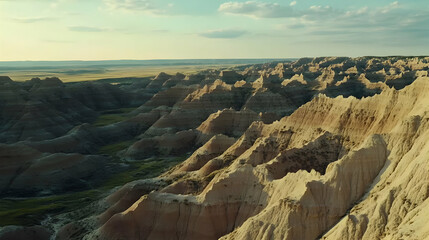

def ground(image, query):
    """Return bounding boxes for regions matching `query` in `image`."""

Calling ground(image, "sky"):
[0,0,428,61]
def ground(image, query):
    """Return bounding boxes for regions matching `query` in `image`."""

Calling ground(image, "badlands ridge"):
[0,57,429,240]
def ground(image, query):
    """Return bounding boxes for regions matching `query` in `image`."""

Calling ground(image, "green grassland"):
[0,156,185,226]
[98,140,136,159]
[92,107,136,127]
[2,64,237,82]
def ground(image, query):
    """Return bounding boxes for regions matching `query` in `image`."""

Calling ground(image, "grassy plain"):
[1,64,240,82]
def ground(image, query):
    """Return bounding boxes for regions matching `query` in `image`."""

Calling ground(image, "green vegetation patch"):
[104,157,184,187]
[0,189,100,226]
[100,107,136,115]
[0,156,186,227]
[92,107,137,127]
[98,140,135,159]
[94,77,152,85]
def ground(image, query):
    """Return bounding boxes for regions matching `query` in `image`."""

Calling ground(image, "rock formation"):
[2,56,429,240]
[88,75,429,240]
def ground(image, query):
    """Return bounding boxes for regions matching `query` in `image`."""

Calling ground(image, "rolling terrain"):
[1,56,429,240]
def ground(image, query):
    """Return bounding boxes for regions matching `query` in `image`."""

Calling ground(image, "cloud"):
[68,26,110,32]
[103,0,165,14]
[199,29,247,39]
[217,1,428,47]
[102,0,207,16]
[12,17,55,23]
[381,1,399,13]
[50,0,69,8]
[280,1,429,46]
[300,5,338,21]
[219,1,295,18]
[104,0,151,11]
[308,5,333,13]
[219,1,336,19]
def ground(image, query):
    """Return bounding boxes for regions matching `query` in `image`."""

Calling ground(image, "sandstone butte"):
[1,57,429,240]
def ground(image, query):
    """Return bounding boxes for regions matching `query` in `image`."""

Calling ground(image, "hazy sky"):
[1,0,428,60]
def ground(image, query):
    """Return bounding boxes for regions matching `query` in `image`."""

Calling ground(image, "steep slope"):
[85,76,429,240]
[0,143,117,197]
[0,78,137,142]
[2,57,429,240]
[197,108,278,139]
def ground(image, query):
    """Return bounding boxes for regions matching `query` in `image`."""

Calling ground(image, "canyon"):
[1,56,429,240]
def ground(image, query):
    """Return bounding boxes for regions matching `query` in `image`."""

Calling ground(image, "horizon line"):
[0,58,296,63]
[1,55,428,62]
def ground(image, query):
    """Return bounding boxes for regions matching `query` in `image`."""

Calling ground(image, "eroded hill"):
[0,56,429,240]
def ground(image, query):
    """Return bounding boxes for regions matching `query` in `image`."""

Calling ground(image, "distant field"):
[0,59,292,82]
[0,65,227,82]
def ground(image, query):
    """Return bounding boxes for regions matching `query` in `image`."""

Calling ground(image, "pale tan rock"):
[34,57,429,240]
[93,76,429,240]
[197,108,277,139]
[222,134,387,240]
[173,134,236,174]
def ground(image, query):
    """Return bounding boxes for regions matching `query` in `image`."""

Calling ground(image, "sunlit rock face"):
[2,57,429,240]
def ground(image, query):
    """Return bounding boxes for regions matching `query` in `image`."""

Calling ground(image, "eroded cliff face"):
[2,57,429,240]
[83,74,429,239]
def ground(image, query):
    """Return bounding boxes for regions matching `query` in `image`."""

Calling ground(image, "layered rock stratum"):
[1,56,429,240]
